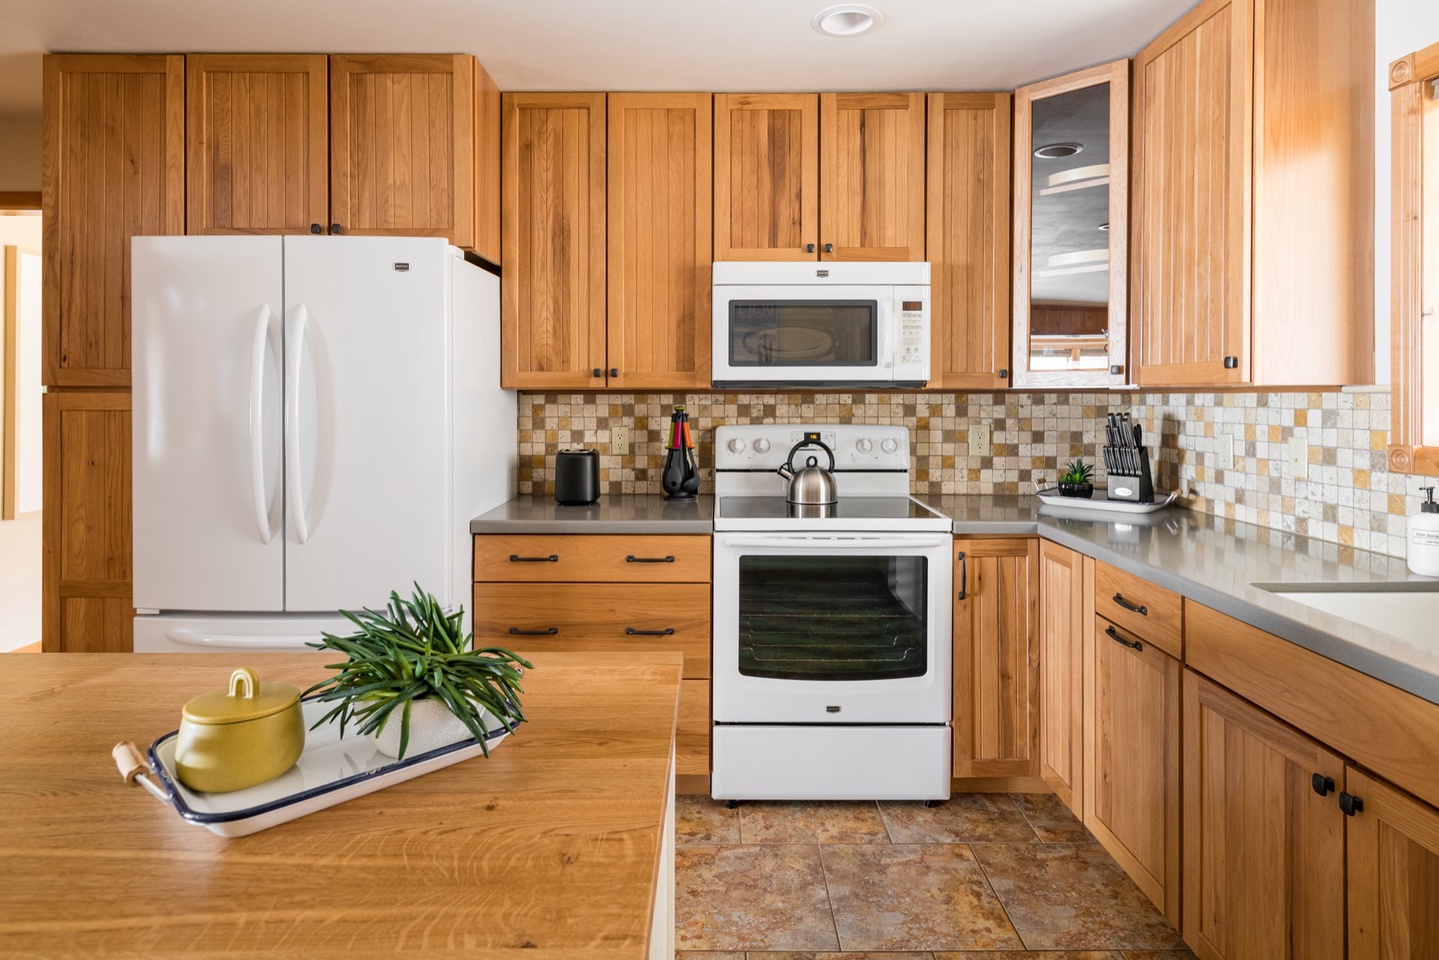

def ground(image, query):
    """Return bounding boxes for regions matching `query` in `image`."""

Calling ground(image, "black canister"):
[554,449,600,505]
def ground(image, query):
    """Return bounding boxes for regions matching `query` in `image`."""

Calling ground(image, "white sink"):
[1252,581,1439,649]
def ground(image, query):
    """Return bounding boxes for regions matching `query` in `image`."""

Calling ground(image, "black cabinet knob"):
[609,367,619,378]
[1311,773,1335,796]
[1223,355,1239,369]
[1110,364,1124,375]
[309,223,323,235]
[806,243,816,253]
[998,368,1009,379]
[330,223,343,235]
[592,368,603,378]
[823,242,834,253]
[1339,791,1364,816]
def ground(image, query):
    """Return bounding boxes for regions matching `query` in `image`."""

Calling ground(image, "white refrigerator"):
[130,235,516,653]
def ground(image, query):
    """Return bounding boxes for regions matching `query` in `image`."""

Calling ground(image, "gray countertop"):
[474,492,1439,705]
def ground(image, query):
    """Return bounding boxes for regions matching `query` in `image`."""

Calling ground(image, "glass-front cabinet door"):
[1012,60,1130,387]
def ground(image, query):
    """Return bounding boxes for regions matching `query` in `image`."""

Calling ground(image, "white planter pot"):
[366,697,492,759]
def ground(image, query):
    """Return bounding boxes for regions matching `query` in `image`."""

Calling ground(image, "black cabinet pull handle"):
[509,554,559,563]
[1339,791,1364,816]
[1311,773,1336,796]
[823,242,834,253]
[806,243,816,253]
[625,627,676,637]
[508,627,558,636]
[1105,625,1143,651]
[956,551,967,601]
[1112,593,1149,616]
[330,223,343,235]
[592,368,603,378]
[309,223,323,234]
[626,555,675,563]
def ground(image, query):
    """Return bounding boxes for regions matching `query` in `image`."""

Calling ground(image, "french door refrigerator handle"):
[163,630,316,650]
[248,304,274,544]
[286,304,311,544]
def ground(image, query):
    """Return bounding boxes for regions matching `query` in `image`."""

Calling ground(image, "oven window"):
[737,555,927,681]
[728,300,878,366]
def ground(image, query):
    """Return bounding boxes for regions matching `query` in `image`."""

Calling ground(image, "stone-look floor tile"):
[879,795,1041,843]
[971,843,1186,951]
[678,795,742,844]
[754,953,936,959]
[1010,792,1093,843]
[676,844,839,951]
[934,952,1121,959]
[675,953,744,960]
[740,801,891,844]
[1121,950,1199,959]
[822,843,1023,951]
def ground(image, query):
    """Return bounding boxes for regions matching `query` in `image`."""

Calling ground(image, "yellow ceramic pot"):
[175,667,304,793]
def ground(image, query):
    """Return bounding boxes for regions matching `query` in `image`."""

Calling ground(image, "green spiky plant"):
[303,584,532,759]
[1059,458,1095,485]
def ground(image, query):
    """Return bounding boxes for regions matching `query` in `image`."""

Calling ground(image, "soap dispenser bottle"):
[1408,486,1439,577]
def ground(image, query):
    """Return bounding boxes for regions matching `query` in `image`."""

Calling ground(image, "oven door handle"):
[719,534,951,549]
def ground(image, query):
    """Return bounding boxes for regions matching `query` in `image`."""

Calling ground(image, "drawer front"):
[678,679,711,779]
[1094,560,1182,659]
[474,534,711,583]
[473,582,711,678]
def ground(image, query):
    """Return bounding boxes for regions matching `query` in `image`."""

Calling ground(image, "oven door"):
[712,532,952,723]
[711,284,898,385]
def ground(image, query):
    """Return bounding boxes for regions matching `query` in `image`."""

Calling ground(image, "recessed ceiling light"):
[1034,142,1083,159]
[812,4,884,37]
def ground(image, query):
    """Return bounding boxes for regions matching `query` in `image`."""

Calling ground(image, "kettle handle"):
[784,437,836,473]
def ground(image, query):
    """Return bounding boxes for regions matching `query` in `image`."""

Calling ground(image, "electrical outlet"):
[610,425,630,456]
[1217,433,1234,469]
[968,424,991,458]
[1285,431,1309,478]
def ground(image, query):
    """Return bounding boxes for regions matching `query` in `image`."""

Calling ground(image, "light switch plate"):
[611,425,630,456]
[1217,433,1234,469]
[968,424,991,458]
[1285,431,1309,478]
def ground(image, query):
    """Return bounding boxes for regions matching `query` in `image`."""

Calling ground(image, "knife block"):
[1104,445,1155,503]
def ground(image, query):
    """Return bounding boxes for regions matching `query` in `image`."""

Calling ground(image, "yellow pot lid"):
[182,667,301,725]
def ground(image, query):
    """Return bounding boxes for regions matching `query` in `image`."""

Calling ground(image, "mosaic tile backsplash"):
[517,389,1427,560]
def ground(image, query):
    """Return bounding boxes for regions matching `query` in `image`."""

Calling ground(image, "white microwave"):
[712,261,931,388]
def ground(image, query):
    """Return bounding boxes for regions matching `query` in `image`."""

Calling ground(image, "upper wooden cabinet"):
[1132,0,1373,387]
[186,55,329,235]
[926,92,1012,389]
[42,55,184,388]
[1388,38,1439,476]
[714,92,924,261]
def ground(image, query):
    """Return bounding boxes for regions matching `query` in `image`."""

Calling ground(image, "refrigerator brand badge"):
[816,269,829,278]
[393,263,410,272]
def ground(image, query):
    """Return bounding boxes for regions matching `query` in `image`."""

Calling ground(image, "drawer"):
[1093,560,1182,659]
[472,582,711,678]
[474,534,711,583]
[677,679,711,779]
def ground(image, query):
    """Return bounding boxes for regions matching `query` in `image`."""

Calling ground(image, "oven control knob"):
[881,438,899,454]
[727,438,746,453]
[753,438,771,453]
[856,438,873,454]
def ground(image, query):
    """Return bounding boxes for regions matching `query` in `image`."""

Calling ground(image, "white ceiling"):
[0,0,1201,118]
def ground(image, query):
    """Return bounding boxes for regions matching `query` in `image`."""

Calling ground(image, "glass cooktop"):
[714,496,953,532]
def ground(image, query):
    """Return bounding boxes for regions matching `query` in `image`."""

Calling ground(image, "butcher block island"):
[0,652,681,960]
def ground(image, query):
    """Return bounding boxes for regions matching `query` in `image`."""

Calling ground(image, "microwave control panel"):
[893,285,930,381]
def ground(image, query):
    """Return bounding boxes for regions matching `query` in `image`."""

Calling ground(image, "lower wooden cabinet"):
[1346,767,1439,958]
[1038,541,1086,811]
[1182,668,1346,960]
[953,537,1039,781]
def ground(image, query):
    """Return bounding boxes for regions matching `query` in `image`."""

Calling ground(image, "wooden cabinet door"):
[1086,616,1181,927]
[42,55,184,388]
[926,93,1012,390]
[501,93,606,389]
[1038,541,1087,813]
[330,55,475,246]
[953,537,1039,780]
[606,93,712,389]
[1346,767,1439,959]
[186,55,328,235]
[42,392,132,652]
[1183,669,1345,960]
[713,93,819,261]
[819,92,926,261]
[1132,0,1252,386]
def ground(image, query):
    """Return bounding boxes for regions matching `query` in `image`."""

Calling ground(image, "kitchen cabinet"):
[926,93,1013,389]
[41,391,132,652]
[1131,0,1373,387]
[1345,767,1439,959]
[1388,37,1439,477]
[1038,540,1086,812]
[472,533,713,794]
[185,54,329,235]
[41,54,184,388]
[1182,668,1346,960]
[713,92,925,261]
[952,537,1040,782]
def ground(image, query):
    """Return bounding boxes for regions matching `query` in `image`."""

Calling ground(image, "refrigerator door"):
[132,236,284,612]
[282,237,452,612]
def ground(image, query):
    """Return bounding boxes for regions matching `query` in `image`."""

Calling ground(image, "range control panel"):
[714,423,910,472]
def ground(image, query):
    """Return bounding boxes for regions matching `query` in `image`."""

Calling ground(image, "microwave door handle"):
[877,298,895,371]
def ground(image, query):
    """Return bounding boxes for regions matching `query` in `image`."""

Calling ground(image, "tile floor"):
[675,793,1197,959]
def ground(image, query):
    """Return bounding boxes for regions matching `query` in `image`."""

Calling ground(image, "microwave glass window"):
[728,300,878,366]
[736,555,928,681]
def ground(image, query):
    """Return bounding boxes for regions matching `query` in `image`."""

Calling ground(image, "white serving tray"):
[1035,486,1179,516]
[126,698,510,838]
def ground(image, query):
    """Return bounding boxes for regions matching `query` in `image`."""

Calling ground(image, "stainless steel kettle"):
[776,435,838,504]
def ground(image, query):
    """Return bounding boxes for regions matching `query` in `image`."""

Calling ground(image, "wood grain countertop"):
[0,651,682,959]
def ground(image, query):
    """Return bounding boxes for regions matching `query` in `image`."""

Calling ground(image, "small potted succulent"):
[304,584,532,760]
[1057,458,1095,499]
